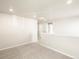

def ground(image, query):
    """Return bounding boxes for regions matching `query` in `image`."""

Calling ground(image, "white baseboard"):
[0,40,76,59]
[0,41,33,51]
[38,42,75,59]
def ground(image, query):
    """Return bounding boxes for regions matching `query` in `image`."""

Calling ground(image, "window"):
[47,23,54,34]
[39,22,54,34]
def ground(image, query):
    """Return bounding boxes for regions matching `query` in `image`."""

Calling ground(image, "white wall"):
[39,17,79,59]
[0,13,37,50]
[54,18,79,37]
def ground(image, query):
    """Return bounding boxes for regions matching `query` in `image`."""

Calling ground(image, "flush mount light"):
[39,17,45,20]
[67,0,72,5]
[9,8,13,12]
[38,17,47,22]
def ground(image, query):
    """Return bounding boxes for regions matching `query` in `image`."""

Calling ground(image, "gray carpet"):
[0,43,72,59]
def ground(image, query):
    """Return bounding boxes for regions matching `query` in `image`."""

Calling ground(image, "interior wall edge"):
[38,41,75,59]
[0,13,38,51]
[0,41,33,51]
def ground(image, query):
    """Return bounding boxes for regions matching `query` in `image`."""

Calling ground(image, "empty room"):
[0,0,78,59]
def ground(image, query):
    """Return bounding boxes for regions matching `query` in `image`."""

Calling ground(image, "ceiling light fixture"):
[67,0,72,5]
[39,17,45,20]
[9,8,13,12]
[38,17,47,22]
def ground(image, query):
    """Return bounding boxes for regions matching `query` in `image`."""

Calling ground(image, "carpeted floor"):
[0,43,72,59]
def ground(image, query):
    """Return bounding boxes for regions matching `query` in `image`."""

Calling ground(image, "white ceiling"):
[0,0,79,20]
